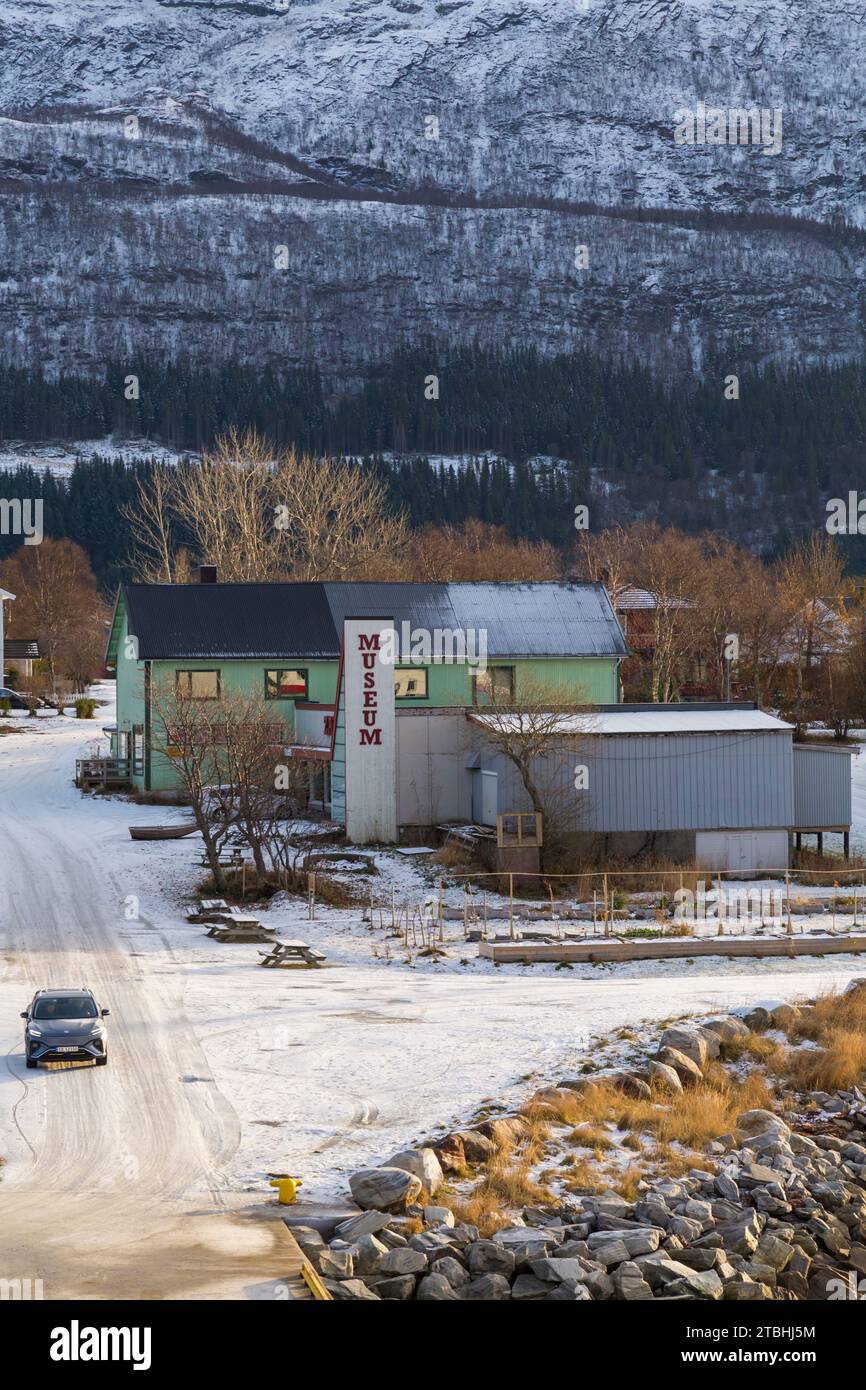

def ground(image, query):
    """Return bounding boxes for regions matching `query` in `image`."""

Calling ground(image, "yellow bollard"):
[269,1176,303,1205]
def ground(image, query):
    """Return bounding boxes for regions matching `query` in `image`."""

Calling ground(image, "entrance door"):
[472,769,498,826]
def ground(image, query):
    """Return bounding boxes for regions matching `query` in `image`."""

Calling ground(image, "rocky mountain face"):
[0,0,864,386]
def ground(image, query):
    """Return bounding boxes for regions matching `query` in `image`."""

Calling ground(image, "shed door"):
[696,830,788,874]
[472,769,498,826]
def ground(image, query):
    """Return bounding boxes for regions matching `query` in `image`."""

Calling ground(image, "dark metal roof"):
[117,580,627,661]
[4,638,40,658]
[122,583,339,660]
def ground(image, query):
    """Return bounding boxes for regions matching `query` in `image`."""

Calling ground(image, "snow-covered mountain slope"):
[0,0,863,383]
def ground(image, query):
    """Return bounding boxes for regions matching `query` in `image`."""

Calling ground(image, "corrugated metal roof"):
[121,580,627,661]
[471,709,792,735]
[446,582,627,657]
[615,586,690,612]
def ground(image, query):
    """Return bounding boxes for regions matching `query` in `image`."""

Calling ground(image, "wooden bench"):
[258,940,326,968]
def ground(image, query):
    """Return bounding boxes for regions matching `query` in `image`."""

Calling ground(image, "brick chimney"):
[197,565,217,584]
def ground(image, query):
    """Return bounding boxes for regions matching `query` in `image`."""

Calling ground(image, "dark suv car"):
[22,988,110,1067]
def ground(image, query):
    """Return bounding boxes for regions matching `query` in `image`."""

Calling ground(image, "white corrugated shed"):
[471,709,792,736]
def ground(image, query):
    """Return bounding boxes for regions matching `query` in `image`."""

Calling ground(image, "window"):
[394,667,428,699]
[33,994,97,1020]
[265,669,308,700]
[132,724,144,775]
[497,812,543,848]
[473,666,514,706]
[176,670,220,701]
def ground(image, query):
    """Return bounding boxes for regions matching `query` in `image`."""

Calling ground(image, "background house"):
[3,637,41,685]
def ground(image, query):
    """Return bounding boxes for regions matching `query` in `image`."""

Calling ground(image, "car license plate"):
[56,1046,78,1052]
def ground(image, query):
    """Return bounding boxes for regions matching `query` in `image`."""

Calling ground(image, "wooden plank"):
[478,934,866,966]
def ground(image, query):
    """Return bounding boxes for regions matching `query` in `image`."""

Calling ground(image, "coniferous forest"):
[2,345,866,589]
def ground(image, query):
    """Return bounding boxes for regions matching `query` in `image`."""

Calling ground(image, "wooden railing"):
[75,757,132,787]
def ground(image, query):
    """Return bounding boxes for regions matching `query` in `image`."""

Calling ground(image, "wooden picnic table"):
[258,940,326,968]
[196,908,264,926]
[196,852,248,869]
[207,924,276,943]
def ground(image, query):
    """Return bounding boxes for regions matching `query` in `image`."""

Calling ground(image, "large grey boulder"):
[334,1210,391,1241]
[380,1246,427,1276]
[664,1269,724,1299]
[545,1281,592,1300]
[354,1233,389,1276]
[449,1130,496,1163]
[349,1166,422,1211]
[461,1273,512,1300]
[434,1256,470,1289]
[659,1027,709,1072]
[586,1238,632,1269]
[702,1016,750,1044]
[648,1060,683,1094]
[531,1256,594,1284]
[511,1273,551,1300]
[587,1227,663,1258]
[372,1274,416,1300]
[319,1248,354,1279]
[657,1046,704,1086]
[611,1261,654,1300]
[416,1272,460,1301]
[467,1240,516,1277]
[327,1278,381,1301]
[736,1110,791,1141]
[385,1147,444,1195]
[423,1205,455,1228]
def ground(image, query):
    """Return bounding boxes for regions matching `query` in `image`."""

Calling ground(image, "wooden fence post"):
[785,870,793,936]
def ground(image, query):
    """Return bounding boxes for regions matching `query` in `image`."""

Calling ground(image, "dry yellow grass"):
[562,1157,610,1195]
[785,1028,866,1092]
[447,1147,556,1235]
[615,1163,644,1201]
[788,987,866,1043]
[723,1033,787,1068]
[553,1071,773,1151]
[566,1123,615,1152]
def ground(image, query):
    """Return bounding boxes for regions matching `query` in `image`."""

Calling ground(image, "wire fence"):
[350,864,866,945]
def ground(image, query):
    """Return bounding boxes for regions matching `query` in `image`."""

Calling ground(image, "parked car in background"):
[0,686,46,709]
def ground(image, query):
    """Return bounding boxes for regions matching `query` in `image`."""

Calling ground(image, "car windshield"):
[32,995,97,1020]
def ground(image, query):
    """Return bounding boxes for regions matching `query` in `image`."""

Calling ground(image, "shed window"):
[395,668,428,699]
[176,670,220,701]
[265,669,308,700]
[473,666,514,705]
[132,725,144,775]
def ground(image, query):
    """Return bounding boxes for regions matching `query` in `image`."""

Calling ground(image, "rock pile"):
[302,999,866,1300]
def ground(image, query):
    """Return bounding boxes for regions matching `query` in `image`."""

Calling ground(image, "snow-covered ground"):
[0,437,197,477]
[2,685,865,1226]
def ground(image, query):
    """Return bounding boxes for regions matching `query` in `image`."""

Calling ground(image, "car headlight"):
[27,1026,41,1037]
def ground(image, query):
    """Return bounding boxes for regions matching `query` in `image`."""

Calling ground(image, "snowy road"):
[0,708,300,1300]
[0,699,864,1298]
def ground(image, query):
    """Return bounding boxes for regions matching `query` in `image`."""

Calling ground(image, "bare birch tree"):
[124,428,409,583]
